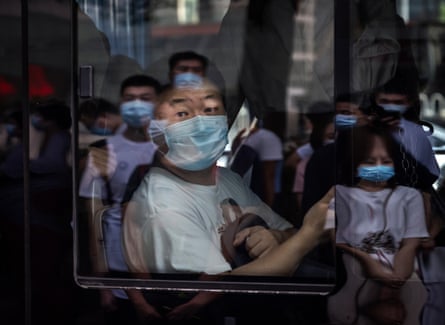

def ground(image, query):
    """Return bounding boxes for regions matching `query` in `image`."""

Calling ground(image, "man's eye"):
[176,111,189,118]
[204,106,218,113]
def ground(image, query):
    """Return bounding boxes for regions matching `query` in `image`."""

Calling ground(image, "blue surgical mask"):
[31,115,46,131]
[5,123,16,136]
[335,114,357,129]
[357,165,395,182]
[120,100,154,128]
[379,104,408,115]
[164,115,228,171]
[90,126,113,136]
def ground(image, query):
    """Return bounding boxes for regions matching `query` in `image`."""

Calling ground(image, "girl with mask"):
[328,125,429,325]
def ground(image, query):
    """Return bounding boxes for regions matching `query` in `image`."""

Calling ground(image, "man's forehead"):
[123,85,156,94]
[336,101,360,110]
[175,59,204,67]
[166,89,218,103]
[376,93,408,100]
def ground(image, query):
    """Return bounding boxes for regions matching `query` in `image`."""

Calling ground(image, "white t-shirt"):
[79,134,157,272]
[336,185,429,267]
[296,143,314,160]
[242,128,283,192]
[129,167,293,274]
[243,128,283,161]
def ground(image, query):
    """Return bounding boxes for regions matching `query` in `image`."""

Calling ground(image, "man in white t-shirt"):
[125,79,294,275]
[121,77,331,321]
[79,74,161,321]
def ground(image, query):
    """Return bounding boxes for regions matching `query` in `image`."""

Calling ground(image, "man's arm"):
[82,197,109,274]
[230,187,333,276]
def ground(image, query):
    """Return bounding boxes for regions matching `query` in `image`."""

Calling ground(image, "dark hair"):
[305,101,334,124]
[335,92,367,106]
[79,98,119,118]
[119,74,162,96]
[309,112,335,150]
[168,51,208,72]
[337,124,397,187]
[32,99,72,130]
[371,75,420,121]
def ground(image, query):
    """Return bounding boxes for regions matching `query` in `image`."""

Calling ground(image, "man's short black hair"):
[120,74,162,96]
[79,98,119,119]
[168,51,209,72]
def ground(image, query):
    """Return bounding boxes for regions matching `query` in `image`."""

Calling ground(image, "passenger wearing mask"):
[0,100,74,325]
[301,92,369,215]
[168,50,208,82]
[328,124,429,325]
[79,97,125,141]
[121,76,331,322]
[79,74,161,324]
[371,78,440,191]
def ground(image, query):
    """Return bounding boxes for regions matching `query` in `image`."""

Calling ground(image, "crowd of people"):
[1,46,445,325]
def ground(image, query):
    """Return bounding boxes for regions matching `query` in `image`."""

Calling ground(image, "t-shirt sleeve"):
[296,143,314,160]
[403,189,430,239]
[244,130,283,161]
[334,186,349,244]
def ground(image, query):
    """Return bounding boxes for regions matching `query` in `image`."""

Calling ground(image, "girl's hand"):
[134,301,162,322]
[362,258,405,289]
[165,300,203,320]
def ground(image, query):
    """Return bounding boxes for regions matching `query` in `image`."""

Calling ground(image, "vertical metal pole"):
[334,0,351,98]
[71,0,80,282]
[20,0,31,324]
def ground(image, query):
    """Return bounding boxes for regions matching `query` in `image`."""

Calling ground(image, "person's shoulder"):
[399,118,425,134]
[394,185,421,196]
[217,166,241,180]
[217,166,248,187]
[134,167,177,197]
[335,184,351,196]
[244,128,281,146]
[105,133,123,144]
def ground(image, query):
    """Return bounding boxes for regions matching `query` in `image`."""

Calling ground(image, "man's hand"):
[233,226,280,258]
[166,292,220,321]
[380,116,401,132]
[126,289,162,321]
[300,186,334,241]
[88,143,117,179]
[99,289,117,312]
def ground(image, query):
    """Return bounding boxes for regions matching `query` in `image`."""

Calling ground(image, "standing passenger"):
[79,74,161,324]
